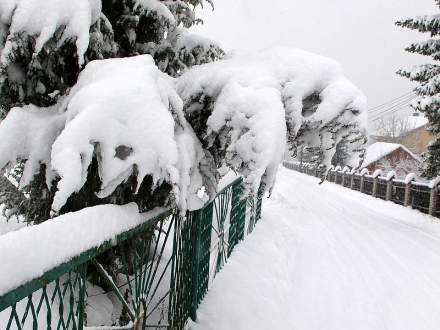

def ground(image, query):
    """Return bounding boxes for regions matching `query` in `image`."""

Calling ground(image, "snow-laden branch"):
[0,0,102,66]
[0,55,206,213]
[177,47,367,196]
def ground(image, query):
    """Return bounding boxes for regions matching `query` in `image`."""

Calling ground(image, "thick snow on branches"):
[0,0,102,66]
[0,47,366,213]
[0,55,205,212]
[177,47,367,196]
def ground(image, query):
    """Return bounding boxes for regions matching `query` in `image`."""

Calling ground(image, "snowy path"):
[191,167,440,330]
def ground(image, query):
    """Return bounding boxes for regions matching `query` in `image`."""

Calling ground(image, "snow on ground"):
[191,167,440,330]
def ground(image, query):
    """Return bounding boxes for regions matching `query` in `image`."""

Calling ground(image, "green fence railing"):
[0,177,263,330]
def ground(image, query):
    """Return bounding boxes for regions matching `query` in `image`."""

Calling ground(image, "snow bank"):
[0,203,164,296]
[177,47,366,195]
[0,55,205,212]
[0,0,102,66]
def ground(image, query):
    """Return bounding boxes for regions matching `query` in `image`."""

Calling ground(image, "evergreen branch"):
[397,64,440,83]
[405,38,440,59]
[396,15,440,36]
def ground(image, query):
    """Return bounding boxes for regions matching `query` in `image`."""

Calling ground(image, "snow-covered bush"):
[177,47,368,196]
[0,55,210,216]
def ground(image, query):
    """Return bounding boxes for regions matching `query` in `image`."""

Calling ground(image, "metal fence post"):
[190,203,213,321]
[385,171,396,201]
[404,184,411,207]
[77,263,88,330]
[372,170,382,198]
[228,180,246,256]
[404,173,416,207]
[350,169,355,189]
[429,187,437,216]
[360,173,365,193]
[429,177,440,216]
[372,178,378,198]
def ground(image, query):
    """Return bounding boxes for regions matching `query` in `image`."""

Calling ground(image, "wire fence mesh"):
[0,178,264,330]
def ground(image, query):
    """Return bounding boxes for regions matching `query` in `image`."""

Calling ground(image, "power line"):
[369,96,416,119]
[369,96,418,122]
[367,91,416,114]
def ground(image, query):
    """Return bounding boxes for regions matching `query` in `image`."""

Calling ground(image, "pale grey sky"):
[194,0,438,111]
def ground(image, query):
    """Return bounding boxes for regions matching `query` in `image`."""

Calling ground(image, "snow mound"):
[0,0,102,66]
[0,55,205,212]
[177,47,366,195]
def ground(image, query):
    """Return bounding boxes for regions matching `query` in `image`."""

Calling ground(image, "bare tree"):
[374,114,415,138]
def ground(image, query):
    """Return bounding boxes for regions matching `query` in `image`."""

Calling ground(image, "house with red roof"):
[351,142,420,176]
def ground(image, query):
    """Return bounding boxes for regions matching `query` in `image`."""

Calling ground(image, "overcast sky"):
[194,0,438,112]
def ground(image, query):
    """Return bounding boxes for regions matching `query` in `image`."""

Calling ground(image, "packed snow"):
[191,167,440,330]
[0,203,166,296]
[177,47,367,196]
[0,0,102,66]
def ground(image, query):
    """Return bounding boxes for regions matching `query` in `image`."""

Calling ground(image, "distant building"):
[399,115,431,154]
[370,113,434,155]
[350,142,420,176]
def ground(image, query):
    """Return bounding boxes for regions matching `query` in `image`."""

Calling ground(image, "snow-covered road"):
[191,167,440,330]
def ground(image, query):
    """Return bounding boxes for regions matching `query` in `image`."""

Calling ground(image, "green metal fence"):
[0,177,263,330]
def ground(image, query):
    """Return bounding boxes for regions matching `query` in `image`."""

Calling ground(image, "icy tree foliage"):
[397,3,440,178]
[177,47,367,195]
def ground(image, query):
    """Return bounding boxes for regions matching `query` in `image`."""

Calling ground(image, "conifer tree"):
[397,3,440,178]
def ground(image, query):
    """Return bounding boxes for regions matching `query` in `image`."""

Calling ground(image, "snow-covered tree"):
[0,2,366,225]
[177,47,368,194]
[0,0,222,223]
[397,5,440,178]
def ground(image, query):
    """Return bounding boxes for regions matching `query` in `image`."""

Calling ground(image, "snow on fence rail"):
[0,177,264,330]
[283,161,439,217]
